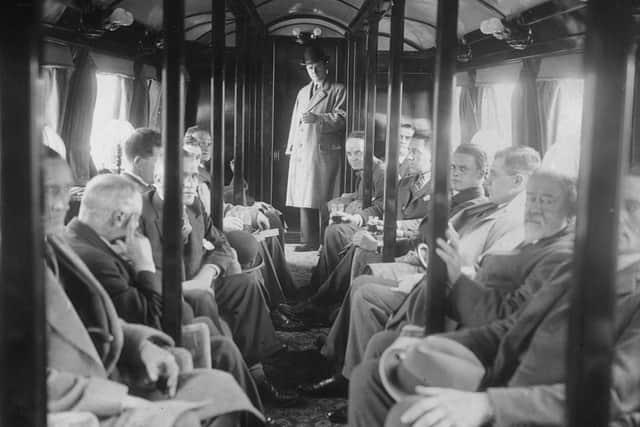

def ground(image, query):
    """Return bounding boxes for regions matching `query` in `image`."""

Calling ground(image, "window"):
[90,73,134,172]
[541,78,584,178]
[477,83,516,157]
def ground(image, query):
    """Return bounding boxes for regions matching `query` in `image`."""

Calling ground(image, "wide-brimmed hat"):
[379,334,485,402]
[225,230,264,273]
[300,45,329,66]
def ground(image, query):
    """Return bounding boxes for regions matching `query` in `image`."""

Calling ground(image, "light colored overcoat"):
[286,79,346,208]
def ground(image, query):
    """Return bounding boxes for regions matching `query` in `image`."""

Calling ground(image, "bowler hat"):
[300,45,329,66]
[225,230,264,273]
[379,334,485,402]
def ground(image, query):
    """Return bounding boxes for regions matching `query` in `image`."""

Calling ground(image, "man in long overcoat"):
[285,45,347,251]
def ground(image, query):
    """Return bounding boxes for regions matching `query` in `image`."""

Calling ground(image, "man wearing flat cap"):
[285,44,347,252]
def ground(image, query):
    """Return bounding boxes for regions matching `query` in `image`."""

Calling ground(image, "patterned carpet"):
[262,245,348,426]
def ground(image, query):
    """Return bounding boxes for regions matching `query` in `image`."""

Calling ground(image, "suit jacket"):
[45,236,259,423]
[330,158,386,214]
[65,218,163,329]
[286,78,347,208]
[45,235,173,414]
[387,194,526,328]
[447,226,575,327]
[121,171,153,194]
[360,173,432,222]
[442,258,640,426]
[139,189,236,281]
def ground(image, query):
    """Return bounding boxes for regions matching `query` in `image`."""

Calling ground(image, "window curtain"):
[129,62,150,128]
[511,59,542,152]
[536,80,560,152]
[42,67,71,133]
[459,85,480,145]
[60,48,98,184]
[148,79,162,131]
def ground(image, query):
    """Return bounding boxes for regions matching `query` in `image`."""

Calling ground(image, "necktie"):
[182,205,192,244]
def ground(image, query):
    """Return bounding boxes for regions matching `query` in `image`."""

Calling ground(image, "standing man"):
[285,45,347,252]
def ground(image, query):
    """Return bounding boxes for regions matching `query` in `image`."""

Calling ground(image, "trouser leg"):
[214,272,280,366]
[342,280,405,379]
[364,330,401,360]
[300,207,320,246]
[349,359,395,427]
[209,335,264,415]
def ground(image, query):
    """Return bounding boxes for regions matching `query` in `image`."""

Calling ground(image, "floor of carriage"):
[262,244,347,426]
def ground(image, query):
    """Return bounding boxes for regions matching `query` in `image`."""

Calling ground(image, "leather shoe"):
[277,301,310,318]
[270,309,308,332]
[327,405,348,424]
[258,380,301,408]
[294,243,320,252]
[298,374,348,398]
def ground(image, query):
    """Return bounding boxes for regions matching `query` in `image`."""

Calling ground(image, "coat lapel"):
[304,81,330,112]
[48,233,124,373]
[45,262,106,370]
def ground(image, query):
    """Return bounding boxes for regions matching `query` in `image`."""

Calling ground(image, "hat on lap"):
[379,334,486,402]
[225,230,264,273]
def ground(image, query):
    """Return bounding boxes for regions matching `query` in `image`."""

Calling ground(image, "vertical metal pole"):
[0,1,46,426]
[233,17,246,205]
[424,0,457,334]
[567,1,633,426]
[363,3,379,209]
[161,0,185,343]
[210,0,226,229]
[381,0,404,261]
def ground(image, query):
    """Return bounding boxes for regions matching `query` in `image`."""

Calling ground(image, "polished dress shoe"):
[327,404,348,424]
[270,309,308,332]
[258,380,301,407]
[298,374,348,398]
[294,243,320,252]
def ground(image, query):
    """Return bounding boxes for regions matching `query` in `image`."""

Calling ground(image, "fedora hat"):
[225,230,264,274]
[300,45,329,66]
[379,334,485,402]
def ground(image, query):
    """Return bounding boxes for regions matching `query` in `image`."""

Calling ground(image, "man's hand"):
[255,211,270,230]
[400,387,493,427]
[435,228,463,284]
[330,211,363,227]
[123,215,156,273]
[138,340,179,398]
[253,201,272,212]
[223,216,244,232]
[284,146,293,156]
[302,112,320,124]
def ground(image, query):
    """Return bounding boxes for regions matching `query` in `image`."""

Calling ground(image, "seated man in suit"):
[320,130,385,237]
[121,127,163,193]
[61,169,264,414]
[141,146,300,406]
[185,132,298,305]
[281,142,489,329]
[303,147,540,415]
[282,134,433,321]
[43,146,263,427]
[349,174,640,427]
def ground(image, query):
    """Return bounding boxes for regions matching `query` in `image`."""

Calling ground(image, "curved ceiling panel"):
[377,36,418,52]
[268,18,346,37]
[258,0,355,28]
[378,17,433,51]
[270,24,343,38]
[192,31,237,47]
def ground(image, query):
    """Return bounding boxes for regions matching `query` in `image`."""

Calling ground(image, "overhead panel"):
[258,0,355,29]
